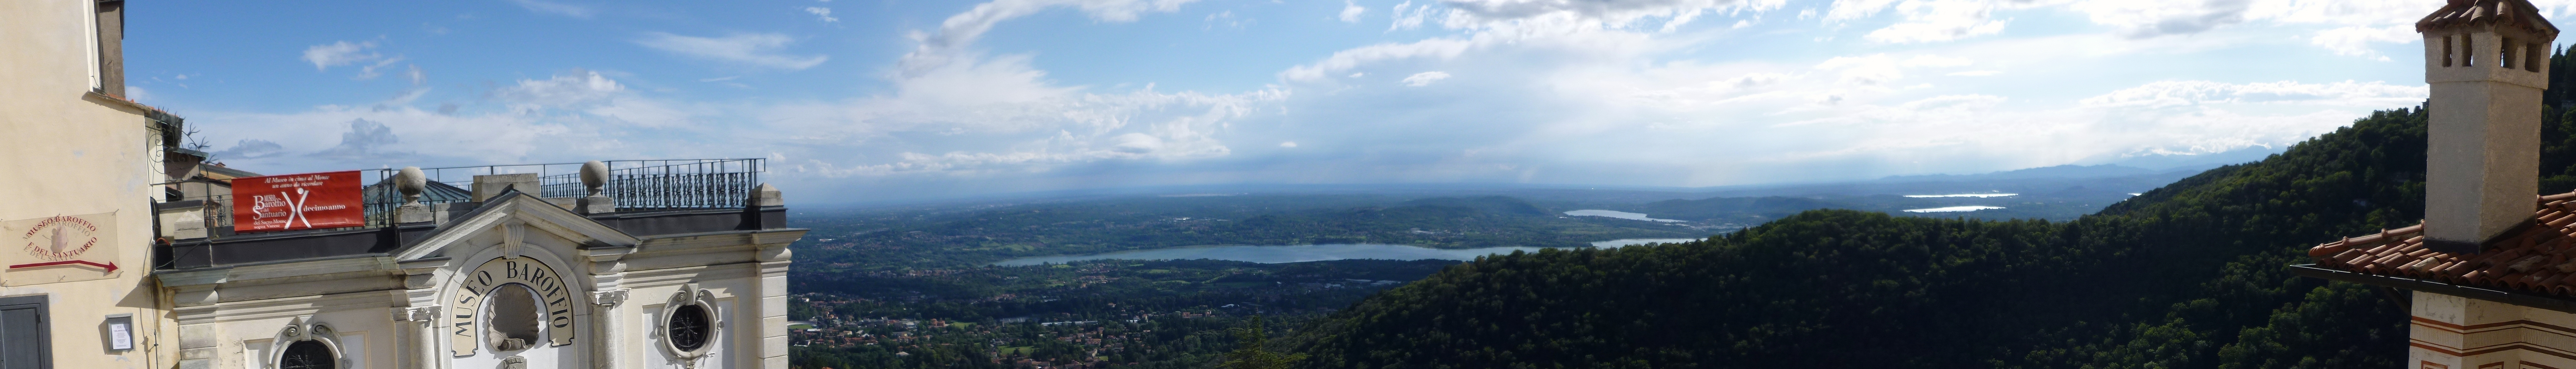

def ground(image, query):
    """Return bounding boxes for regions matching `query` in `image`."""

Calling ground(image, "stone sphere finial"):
[396,166,427,205]
[581,160,610,197]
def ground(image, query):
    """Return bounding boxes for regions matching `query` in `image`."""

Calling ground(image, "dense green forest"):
[794,196,1700,270]
[1280,47,2576,368]
[1283,105,2443,369]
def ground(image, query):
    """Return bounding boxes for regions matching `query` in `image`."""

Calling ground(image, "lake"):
[1563,209,1686,222]
[1903,205,2006,213]
[991,238,1705,266]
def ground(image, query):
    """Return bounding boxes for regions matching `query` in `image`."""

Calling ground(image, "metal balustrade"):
[156,158,764,237]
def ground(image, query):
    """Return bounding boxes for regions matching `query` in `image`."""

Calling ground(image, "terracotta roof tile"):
[2309,192,2576,296]
[2418,0,2560,35]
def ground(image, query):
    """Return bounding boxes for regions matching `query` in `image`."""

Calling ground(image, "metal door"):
[0,295,48,369]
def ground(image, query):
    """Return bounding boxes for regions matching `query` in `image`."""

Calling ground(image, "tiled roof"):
[2309,191,2576,296]
[2418,0,2560,35]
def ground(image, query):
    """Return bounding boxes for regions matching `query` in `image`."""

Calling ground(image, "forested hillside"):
[1284,85,2576,367]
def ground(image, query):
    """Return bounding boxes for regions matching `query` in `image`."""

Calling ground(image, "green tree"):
[1219,316,1306,369]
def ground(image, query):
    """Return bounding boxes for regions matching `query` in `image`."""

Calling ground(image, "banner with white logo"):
[232,170,365,233]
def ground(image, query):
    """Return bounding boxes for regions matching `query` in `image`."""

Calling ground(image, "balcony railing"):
[158,158,764,237]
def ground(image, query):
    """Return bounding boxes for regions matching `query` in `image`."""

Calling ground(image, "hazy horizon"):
[124,0,2446,203]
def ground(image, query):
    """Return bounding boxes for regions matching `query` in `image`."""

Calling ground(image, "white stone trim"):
[264,316,350,369]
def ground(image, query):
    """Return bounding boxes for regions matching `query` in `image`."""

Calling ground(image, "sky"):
[121,0,2543,203]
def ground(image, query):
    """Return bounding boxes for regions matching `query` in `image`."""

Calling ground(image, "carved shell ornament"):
[269,316,347,369]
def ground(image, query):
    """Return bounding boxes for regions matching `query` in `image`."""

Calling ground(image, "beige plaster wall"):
[2412,292,2576,369]
[0,0,173,369]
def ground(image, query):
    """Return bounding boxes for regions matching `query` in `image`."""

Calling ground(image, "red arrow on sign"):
[9,260,117,273]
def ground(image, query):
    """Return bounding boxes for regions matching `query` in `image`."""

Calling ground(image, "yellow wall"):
[0,0,173,369]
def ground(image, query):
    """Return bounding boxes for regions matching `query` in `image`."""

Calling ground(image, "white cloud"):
[634,32,830,70]
[508,0,595,18]
[1205,10,1250,30]
[493,71,695,127]
[1826,0,1905,22]
[1280,141,1299,148]
[2309,25,2413,60]
[354,57,407,80]
[898,0,1198,77]
[1341,0,1367,22]
[2072,0,2253,37]
[1946,70,1999,76]
[2072,0,2444,58]
[1280,37,1476,82]
[1862,0,2013,43]
[1442,0,1782,28]
[2080,80,2426,108]
[190,105,612,170]
[747,0,1306,179]
[1811,53,1972,85]
[1401,71,1452,86]
[183,70,721,173]
[805,7,839,22]
[1389,1,1429,30]
[403,65,426,85]
[302,41,381,71]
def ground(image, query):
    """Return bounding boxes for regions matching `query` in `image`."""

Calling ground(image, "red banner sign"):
[232,170,365,233]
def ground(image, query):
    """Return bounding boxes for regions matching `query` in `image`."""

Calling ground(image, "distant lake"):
[1903,206,2005,213]
[1904,193,2018,198]
[991,238,1703,266]
[1564,209,1686,222]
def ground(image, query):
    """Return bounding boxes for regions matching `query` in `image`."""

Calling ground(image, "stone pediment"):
[392,191,641,262]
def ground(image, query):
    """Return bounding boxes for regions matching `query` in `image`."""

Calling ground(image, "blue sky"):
[124,0,2530,202]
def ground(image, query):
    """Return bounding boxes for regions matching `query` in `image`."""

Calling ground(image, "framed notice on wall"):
[232,170,364,233]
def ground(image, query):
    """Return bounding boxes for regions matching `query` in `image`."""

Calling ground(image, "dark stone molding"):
[156,205,788,271]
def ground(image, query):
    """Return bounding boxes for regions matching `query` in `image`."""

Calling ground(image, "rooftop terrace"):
[151,158,788,271]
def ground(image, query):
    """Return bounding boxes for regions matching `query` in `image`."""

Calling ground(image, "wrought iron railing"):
[158,158,764,237]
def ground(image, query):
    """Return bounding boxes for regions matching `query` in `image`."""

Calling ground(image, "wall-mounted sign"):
[106,313,134,351]
[232,171,364,233]
[2,211,123,285]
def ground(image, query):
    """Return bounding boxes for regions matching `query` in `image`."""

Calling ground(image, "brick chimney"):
[2419,0,2559,253]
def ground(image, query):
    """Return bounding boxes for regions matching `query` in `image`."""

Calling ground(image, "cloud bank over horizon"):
[127,0,2480,202]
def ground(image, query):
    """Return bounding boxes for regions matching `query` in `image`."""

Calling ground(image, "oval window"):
[668,304,711,351]
[278,340,335,369]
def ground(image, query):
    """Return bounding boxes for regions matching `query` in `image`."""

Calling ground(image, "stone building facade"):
[155,169,803,369]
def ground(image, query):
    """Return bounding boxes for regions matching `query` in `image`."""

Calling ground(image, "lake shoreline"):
[991,238,1705,266]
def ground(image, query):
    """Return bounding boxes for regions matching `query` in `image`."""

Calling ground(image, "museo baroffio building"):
[152,162,804,369]
[2,2,802,369]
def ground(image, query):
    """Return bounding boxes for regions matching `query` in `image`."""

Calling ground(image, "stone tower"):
[2420,0,2560,253]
